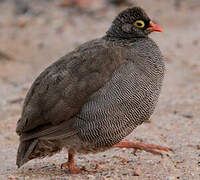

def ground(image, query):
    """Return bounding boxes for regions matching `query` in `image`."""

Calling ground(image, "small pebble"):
[103,173,109,176]
[176,42,182,48]
[192,39,198,46]
[182,113,193,118]
[8,176,19,180]
[165,56,172,62]
[87,174,95,180]
[173,110,178,114]
[5,136,11,140]
[95,163,100,170]
[105,175,111,178]
[16,18,29,28]
[197,145,200,150]
[8,97,24,104]
[198,162,200,167]
[133,168,142,176]
[58,0,75,7]
[167,176,176,180]
[0,52,11,61]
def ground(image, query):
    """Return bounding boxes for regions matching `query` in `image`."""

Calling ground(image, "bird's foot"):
[69,167,85,174]
[61,162,97,174]
[114,142,172,156]
[61,161,84,174]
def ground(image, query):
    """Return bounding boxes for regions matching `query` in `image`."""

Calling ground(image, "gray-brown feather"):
[16,39,126,167]
[16,7,165,168]
[16,39,125,135]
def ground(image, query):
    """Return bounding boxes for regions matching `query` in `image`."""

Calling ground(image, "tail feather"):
[20,120,76,141]
[16,120,77,167]
[16,139,38,168]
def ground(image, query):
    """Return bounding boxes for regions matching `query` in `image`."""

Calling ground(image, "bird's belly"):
[73,63,162,150]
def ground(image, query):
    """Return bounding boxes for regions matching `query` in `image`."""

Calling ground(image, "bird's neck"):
[103,34,145,45]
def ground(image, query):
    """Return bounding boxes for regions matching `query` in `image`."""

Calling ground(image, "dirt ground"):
[0,0,199,179]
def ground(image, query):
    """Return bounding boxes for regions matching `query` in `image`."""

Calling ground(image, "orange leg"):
[114,142,172,156]
[61,151,83,174]
[61,151,98,174]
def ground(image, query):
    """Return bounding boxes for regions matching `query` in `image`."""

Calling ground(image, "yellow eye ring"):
[134,20,145,28]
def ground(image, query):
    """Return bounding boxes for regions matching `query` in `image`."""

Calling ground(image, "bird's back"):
[16,38,127,167]
[16,38,125,135]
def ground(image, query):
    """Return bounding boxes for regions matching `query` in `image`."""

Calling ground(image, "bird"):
[16,7,171,174]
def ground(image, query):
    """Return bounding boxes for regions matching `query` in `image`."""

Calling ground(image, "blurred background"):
[0,0,200,179]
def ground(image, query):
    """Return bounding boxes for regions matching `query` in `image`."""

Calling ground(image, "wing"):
[16,39,125,135]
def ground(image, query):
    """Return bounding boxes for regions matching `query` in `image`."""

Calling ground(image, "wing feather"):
[16,39,125,135]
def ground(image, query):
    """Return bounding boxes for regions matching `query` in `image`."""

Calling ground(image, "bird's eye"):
[134,20,145,28]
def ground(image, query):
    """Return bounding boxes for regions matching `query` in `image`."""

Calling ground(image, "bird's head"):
[106,7,163,39]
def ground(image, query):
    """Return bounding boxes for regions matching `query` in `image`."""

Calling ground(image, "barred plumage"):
[16,7,165,171]
[74,40,164,150]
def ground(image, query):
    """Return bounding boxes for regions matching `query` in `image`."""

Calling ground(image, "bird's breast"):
[73,62,163,149]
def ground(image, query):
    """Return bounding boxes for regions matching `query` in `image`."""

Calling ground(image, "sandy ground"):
[0,0,200,179]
